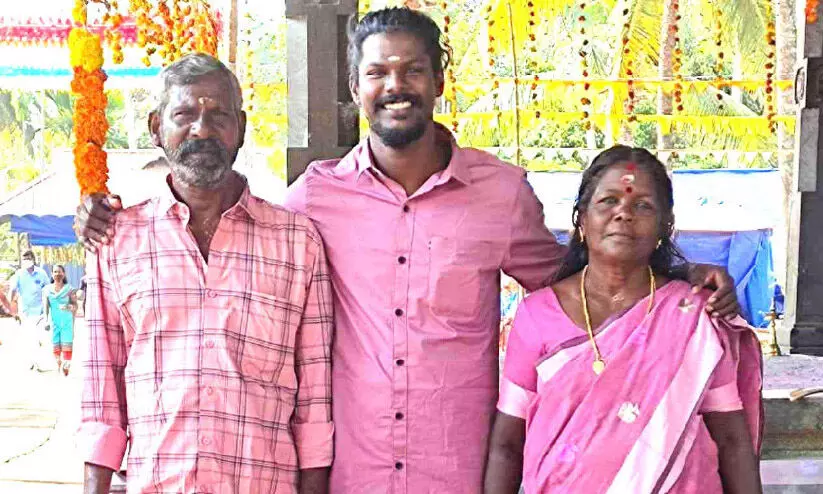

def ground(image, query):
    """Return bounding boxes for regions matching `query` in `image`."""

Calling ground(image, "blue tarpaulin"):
[6,215,76,247]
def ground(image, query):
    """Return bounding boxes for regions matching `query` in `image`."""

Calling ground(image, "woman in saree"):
[484,146,762,494]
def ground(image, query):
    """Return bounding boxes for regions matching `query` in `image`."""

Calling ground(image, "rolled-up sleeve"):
[292,225,335,469]
[501,176,567,292]
[76,247,129,471]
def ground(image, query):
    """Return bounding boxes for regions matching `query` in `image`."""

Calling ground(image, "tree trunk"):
[657,0,678,160]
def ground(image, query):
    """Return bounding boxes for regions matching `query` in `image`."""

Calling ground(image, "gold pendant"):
[592,359,605,375]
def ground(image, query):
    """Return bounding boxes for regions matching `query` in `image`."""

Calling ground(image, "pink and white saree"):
[498,280,762,493]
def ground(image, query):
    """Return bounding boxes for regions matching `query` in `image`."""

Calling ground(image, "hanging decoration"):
[621,6,636,122]
[765,4,777,133]
[526,1,539,118]
[713,7,725,111]
[671,0,683,114]
[70,0,111,196]
[441,2,458,132]
[807,0,820,24]
[485,3,501,125]
[0,16,140,47]
[129,0,219,67]
[242,1,255,113]
[578,1,592,131]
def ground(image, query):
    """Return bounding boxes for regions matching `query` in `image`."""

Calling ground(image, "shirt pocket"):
[236,289,298,388]
[428,235,499,320]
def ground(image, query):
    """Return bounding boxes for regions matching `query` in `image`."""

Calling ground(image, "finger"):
[80,215,112,242]
[707,292,738,317]
[106,194,123,211]
[82,238,98,254]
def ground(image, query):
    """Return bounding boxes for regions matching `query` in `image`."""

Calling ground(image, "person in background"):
[43,264,76,376]
[7,250,50,370]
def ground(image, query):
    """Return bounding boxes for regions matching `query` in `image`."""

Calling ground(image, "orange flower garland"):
[807,0,820,23]
[622,7,636,122]
[765,4,777,133]
[526,0,539,117]
[714,7,725,111]
[441,2,458,133]
[671,0,683,114]
[70,0,110,195]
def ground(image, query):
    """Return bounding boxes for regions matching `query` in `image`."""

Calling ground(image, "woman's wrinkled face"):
[580,163,665,264]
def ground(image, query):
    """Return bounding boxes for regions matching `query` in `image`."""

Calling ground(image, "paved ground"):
[0,317,820,492]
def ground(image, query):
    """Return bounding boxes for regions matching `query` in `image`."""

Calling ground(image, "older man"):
[78,54,333,494]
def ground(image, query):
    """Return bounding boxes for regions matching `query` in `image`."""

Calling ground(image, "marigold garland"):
[621,6,636,123]
[807,0,820,24]
[765,4,777,133]
[70,0,110,196]
[714,8,725,111]
[579,1,591,131]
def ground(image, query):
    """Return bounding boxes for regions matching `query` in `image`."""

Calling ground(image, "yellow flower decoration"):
[69,28,104,72]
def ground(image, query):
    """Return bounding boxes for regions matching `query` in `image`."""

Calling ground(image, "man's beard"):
[371,118,427,149]
[166,138,236,189]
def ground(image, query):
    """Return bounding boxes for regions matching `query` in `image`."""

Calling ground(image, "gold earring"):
[578,230,585,243]
[656,239,663,249]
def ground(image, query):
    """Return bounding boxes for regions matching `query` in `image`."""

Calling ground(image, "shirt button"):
[206,290,217,298]
[201,437,211,446]
[395,308,404,316]
[205,340,215,349]
[402,205,410,213]
[395,462,404,470]
[396,359,405,366]
[395,412,404,420]
[398,256,406,264]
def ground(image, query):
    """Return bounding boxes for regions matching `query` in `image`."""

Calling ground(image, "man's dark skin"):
[82,71,329,494]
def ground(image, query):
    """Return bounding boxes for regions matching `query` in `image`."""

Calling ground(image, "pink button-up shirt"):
[285,126,565,493]
[78,176,334,494]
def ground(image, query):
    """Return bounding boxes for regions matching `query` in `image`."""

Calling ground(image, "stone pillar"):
[784,8,823,355]
[285,0,360,184]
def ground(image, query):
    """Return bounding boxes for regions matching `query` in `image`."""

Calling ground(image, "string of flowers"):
[671,0,684,113]
[441,2,458,133]
[621,6,636,122]
[130,0,218,66]
[578,1,591,131]
[807,0,820,23]
[714,7,725,111]
[485,3,501,125]
[242,0,255,113]
[70,0,110,195]
[526,0,539,118]
[765,4,777,134]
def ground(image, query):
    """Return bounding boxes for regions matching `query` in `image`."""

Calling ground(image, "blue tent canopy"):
[5,214,76,247]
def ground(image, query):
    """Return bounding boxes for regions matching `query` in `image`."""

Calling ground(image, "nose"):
[188,112,212,139]
[613,199,634,222]
[384,71,406,93]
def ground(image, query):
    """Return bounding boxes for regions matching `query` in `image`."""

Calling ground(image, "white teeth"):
[384,101,412,110]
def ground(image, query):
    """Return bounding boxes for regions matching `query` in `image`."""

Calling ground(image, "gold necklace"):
[580,265,655,375]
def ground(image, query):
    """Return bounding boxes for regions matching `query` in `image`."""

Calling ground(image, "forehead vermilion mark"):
[197,96,218,109]
[625,186,633,194]
[625,163,637,172]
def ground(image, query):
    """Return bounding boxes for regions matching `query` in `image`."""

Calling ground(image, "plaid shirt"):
[78,175,334,494]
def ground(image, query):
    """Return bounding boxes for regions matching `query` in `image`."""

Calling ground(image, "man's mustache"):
[174,138,229,161]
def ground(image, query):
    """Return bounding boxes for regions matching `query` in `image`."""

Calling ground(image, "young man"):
[78,54,333,494]
[76,9,740,493]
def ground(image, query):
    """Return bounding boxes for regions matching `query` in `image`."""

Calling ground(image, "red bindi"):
[625,186,633,194]
[626,163,637,172]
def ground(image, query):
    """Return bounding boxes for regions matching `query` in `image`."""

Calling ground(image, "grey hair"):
[153,53,243,115]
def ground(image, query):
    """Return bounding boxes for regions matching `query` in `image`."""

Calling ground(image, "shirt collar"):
[355,122,472,185]
[156,172,257,221]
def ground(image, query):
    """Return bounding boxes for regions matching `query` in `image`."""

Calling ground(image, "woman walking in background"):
[43,265,76,376]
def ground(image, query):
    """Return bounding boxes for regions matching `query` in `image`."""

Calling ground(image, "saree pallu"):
[500,281,762,493]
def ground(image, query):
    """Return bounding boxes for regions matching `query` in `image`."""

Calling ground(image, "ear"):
[237,110,247,149]
[349,77,361,107]
[149,111,162,148]
[435,71,445,98]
